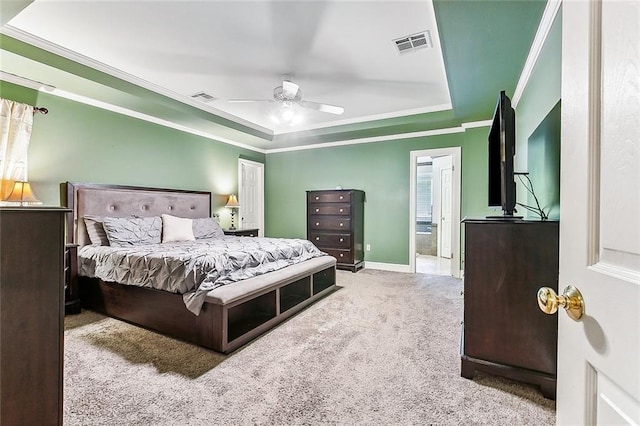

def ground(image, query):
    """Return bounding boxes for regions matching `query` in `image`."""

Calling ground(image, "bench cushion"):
[204,256,337,306]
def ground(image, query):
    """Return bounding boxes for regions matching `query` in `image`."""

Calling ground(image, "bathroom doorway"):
[409,147,461,277]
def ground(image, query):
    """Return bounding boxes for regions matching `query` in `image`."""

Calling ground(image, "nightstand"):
[65,243,81,315]
[223,228,259,237]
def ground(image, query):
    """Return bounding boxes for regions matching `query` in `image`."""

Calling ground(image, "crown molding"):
[0,70,53,91]
[3,69,486,156]
[266,126,465,154]
[48,87,267,154]
[1,25,273,136]
[0,24,452,136]
[512,0,562,107]
[272,102,453,135]
[1,25,454,138]
[266,118,492,154]
[462,120,492,129]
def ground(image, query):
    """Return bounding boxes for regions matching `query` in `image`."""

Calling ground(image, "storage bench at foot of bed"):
[79,256,337,353]
[201,255,336,353]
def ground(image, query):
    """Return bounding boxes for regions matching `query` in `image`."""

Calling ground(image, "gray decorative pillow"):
[83,215,110,246]
[102,216,162,247]
[192,217,224,239]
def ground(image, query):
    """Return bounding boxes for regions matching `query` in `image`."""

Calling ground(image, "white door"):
[555,1,639,424]
[440,167,452,259]
[238,159,264,236]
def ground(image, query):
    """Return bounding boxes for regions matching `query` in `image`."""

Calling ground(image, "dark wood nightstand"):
[223,228,259,237]
[65,243,81,315]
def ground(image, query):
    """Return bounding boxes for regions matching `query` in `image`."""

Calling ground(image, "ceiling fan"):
[228,77,345,116]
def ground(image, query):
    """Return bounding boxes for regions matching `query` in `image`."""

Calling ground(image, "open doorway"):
[416,155,452,274]
[409,147,461,277]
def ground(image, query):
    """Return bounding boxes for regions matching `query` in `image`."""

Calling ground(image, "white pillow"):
[161,214,195,243]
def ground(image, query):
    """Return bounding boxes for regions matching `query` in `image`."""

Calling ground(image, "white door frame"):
[409,147,461,277]
[237,158,264,236]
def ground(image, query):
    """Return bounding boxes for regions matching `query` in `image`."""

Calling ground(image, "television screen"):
[487,90,517,216]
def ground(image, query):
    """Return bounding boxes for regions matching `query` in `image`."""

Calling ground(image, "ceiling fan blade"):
[227,99,274,103]
[298,100,344,115]
[282,80,300,99]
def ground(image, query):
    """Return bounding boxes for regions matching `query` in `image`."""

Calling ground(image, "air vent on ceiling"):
[191,91,216,102]
[393,30,433,54]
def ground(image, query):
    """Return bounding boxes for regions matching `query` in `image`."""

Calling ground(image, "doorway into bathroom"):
[409,147,461,277]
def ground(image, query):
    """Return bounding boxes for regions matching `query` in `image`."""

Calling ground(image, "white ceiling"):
[5,0,451,135]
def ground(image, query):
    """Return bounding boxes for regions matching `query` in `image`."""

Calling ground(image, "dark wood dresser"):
[461,219,559,399]
[0,207,68,425]
[307,190,364,272]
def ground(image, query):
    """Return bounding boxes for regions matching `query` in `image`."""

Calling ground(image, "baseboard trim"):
[364,261,464,278]
[364,262,411,273]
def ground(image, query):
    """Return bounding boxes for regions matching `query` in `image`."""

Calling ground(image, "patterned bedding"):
[78,236,327,315]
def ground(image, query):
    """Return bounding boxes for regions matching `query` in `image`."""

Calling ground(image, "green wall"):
[461,127,502,219]
[265,128,495,266]
[0,81,265,225]
[514,8,562,220]
[527,101,561,219]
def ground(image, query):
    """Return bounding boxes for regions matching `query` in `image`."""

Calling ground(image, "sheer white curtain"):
[0,98,33,199]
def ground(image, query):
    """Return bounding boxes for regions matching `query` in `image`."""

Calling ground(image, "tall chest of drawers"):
[307,189,364,272]
[0,207,68,425]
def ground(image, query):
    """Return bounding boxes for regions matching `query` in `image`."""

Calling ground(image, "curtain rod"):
[1,71,52,114]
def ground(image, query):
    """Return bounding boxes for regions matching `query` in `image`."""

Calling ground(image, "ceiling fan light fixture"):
[269,114,281,125]
[269,101,303,126]
[270,102,303,126]
[290,114,303,126]
[282,107,295,122]
[229,77,344,122]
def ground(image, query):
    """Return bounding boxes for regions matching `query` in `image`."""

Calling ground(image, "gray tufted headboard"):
[65,182,211,246]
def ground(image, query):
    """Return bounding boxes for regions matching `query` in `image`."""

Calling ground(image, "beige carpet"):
[64,269,556,425]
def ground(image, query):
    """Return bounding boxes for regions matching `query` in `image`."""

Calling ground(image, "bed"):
[64,182,337,353]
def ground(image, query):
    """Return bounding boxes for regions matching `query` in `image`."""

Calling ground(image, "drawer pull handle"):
[339,208,343,212]
[316,237,320,241]
[339,223,344,227]
[339,196,344,200]
[339,253,344,257]
[315,208,319,212]
[339,238,344,242]
[316,222,320,226]
[315,196,319,200]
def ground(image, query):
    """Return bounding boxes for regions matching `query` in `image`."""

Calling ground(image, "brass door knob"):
[537,285,585,321]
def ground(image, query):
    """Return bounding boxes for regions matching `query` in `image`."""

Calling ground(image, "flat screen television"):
[487,90,518,217]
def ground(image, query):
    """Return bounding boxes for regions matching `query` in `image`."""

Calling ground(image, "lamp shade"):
[2,181,42,206]
[225,194,240,208]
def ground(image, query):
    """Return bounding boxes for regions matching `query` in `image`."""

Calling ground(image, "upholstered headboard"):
[65,182,211,246]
